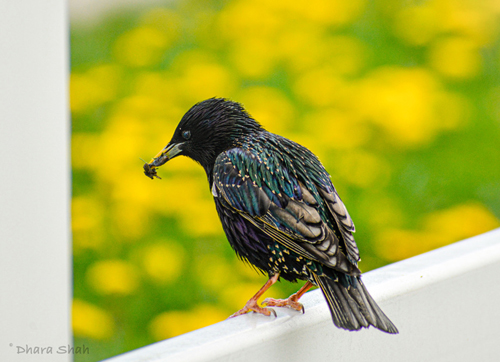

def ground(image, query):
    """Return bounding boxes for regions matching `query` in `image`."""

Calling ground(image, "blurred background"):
[70,0,500,360]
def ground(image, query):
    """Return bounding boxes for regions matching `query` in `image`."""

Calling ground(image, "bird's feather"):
[212,145,360,276]
[313,273,398,333]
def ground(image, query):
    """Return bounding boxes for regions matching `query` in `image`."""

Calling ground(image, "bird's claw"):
[262,297,305,313]
[229,302,277,318]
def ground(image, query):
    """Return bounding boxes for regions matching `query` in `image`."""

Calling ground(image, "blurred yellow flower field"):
[71,0,500,360]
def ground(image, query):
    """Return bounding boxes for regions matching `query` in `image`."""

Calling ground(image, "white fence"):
[0,1,70,362]
[106,228,500,362]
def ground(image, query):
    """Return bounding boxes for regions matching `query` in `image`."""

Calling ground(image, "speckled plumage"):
[146,98,398,334]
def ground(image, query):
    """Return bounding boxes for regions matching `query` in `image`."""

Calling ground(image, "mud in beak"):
[143,142,184,180]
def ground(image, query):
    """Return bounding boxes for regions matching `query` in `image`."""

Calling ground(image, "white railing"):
[105,228,500,362]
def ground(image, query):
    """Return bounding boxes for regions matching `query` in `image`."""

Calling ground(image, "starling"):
[144,98,398,334]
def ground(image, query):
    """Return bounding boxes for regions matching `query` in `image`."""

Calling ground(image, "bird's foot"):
[229,299,277,318]
[262,296,305,313]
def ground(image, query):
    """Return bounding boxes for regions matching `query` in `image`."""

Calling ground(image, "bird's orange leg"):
[262,281,314,313]
[229,273,280,318]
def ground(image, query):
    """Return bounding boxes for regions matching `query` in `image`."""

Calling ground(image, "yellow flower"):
[375,229,440,262]
[395,1,497,47]
[376,203,500,261]
[438,1,497,46]
[179,200,223,237]
[114,26,171,67]
[195,255,240,291]
[111,200,150,239]
[72,196,104,251]
[275,25,325,73]
[96,114,147,183]
[152,175,204,214]
[132,72,181,113]
[334,150,391,189]
[293,67,347,107]
[229,38,278,79]
[485,0,500,14]
[140,242,186,284]
[357,67,435,145]
[424,203,500,242]
[113,95,168,119]
[321,36,366,76]
[394,5,440,46]
[70,65,122,113]
[359,195,406,230]
[178,62,237,103]
[72,133,101,170]
[273,0,365,26]
[217,0,282,41]
[149,305,227,340]
[219,0,366,76]
[237,86,295,134]
[304,108,370,150]
[72,196,102,232]
[428,37,482,79]
[72,299,114,340]
[86,260,140,295]
[356,67,467,146]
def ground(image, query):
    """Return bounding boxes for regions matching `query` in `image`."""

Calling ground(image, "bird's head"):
[146,98,262,177]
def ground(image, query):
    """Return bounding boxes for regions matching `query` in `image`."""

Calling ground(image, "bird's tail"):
[313,273,398,334]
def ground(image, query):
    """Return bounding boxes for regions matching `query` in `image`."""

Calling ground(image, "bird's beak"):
[150,142,184,167]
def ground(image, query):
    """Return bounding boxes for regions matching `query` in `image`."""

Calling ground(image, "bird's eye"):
[182,130,191,140]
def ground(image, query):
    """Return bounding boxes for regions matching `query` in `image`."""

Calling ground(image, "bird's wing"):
[316,187,360,263]
[212,148,359,275]
[274,136,360,263]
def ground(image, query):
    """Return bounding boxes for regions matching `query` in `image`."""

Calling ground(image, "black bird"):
[144,98,398,333]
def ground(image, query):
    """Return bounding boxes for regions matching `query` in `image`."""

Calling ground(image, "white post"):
[0,1,71,361]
